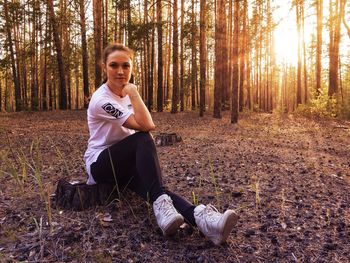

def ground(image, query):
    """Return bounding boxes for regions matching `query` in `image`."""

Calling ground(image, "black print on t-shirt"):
[102,102,124,119]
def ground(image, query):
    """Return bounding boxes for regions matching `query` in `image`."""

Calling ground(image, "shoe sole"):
[163,215,184,236]
[213,210,239,245]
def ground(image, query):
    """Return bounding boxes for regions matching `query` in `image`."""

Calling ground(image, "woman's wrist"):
[128,93,140,99]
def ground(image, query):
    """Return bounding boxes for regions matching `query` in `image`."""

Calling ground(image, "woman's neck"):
[106,82,123,97]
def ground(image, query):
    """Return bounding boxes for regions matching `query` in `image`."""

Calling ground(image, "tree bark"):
[221,1,229,110]
[239,0,247,112]
[191,0,197,110]
[296,2,302,106]
[231,0,239,123]
[316,0,323,96]
[328,0,343,97]
[93,0,102,88]
[246,0,251,110]
[156,0,163,112]
[180,0,185,111]
[47,0,67,109]
[214,0,224,119]
[4,0,22,111]
[171,0,179,114]
[80,0,90,108]
[199,0,206,117]
[301,1,308,103]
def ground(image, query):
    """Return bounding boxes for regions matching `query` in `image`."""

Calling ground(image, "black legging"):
[91,132,196,226]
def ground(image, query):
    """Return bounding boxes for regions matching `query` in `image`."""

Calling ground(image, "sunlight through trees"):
[0,0,349,119]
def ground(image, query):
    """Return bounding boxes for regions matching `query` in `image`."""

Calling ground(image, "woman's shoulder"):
[90,85,110,104]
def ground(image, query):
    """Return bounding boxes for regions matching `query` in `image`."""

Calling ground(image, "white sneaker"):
[194,204,239,245]
[153,194,184,236]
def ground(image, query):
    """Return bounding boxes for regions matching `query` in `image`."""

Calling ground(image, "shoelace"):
[157,198,176,217]
[202,204,222,222]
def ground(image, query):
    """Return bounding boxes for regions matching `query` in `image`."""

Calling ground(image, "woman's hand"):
[122,83,139,98]
[121,83,155,132]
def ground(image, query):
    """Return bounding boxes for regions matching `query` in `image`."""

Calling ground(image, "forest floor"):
[0,110,350,263]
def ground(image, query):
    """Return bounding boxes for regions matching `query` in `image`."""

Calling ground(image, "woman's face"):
[104,50,132,89]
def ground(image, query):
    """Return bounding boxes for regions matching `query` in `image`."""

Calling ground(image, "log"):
[54,179,117,211]
[154,133,182,146]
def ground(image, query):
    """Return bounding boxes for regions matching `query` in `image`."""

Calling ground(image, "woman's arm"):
[122,83,155,132]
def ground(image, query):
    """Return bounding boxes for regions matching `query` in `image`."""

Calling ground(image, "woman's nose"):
[117,67,123,74]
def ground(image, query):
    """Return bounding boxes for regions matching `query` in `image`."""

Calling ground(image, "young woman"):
[84,43,238,245]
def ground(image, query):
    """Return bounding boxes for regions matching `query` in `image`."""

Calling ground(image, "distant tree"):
[245,0,252,110]
[62,0,72,109]
[214,0,225,119]
[296,0,302,106]
[231,0,239,123]
[164,3,172,104]
[199,0,206,117]
[171,0,179,113]
[328,0,344,97]
[191,0,197,110]
[180,0,185,111]
[300,1,308,103]
[47,0,67,109]
[239,0,247,112]
[221,0,229,110]
[79,0,90,108]
[30,0,39,111]
[316,0,323,96]
[93,0,102,88]
[3,0,22,111]
[157,0,164,112]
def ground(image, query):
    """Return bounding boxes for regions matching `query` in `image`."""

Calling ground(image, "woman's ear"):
[101,63,106,72]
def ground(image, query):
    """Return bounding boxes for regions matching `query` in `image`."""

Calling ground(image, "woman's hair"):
[102,43,134,64]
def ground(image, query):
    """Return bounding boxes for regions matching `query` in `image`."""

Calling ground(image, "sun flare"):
[272,2,315,67]
[274,26,299,66]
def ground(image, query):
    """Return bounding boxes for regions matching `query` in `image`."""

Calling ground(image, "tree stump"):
[154,133,182,146]
[54,179,117,211]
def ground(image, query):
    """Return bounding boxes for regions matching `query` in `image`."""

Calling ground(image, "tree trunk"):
[180,0,185,111]
[296,2,302,106]
[199,0,206,117]
[4,0,22,111]
[191,0,197,110]
[80,0,90,108]
[246,1,252,110]
[171,0,179,114]
[157,0,163,112]
[316,0,323,96]
[165,4,172,104]
[62,0,71,109]
[41,8,49,110]
[47,0,67,109]
[231,0,239,123]
[301,1,308,103]
[221,1,229,110]
[239,0,247,112]
[328,0,342,97]
[147,3,155,111]
[214,0,224,119]
[31,0,39,111]
[127,0,132,48]
[93,0,103,88]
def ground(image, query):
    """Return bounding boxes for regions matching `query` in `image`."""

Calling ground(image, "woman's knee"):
[134,132,153,144]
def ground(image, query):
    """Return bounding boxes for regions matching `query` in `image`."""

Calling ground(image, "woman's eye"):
[122,64,130,69]
[109,64,118,68]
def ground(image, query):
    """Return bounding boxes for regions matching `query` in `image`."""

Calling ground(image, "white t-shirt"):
[84,83,135,185]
